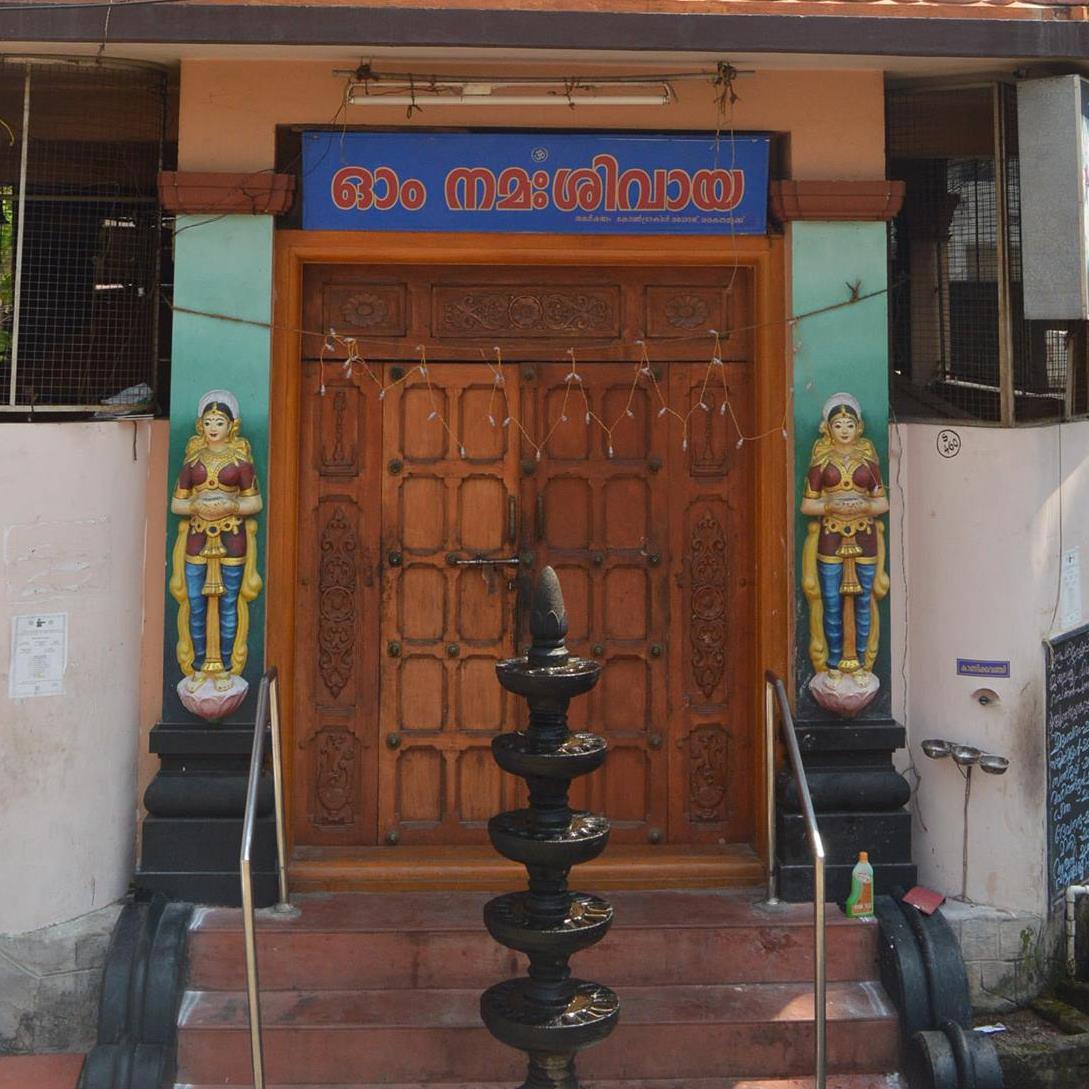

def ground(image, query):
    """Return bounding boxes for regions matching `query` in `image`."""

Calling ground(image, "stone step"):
[188,890,879,990]
[175,981,899,1084]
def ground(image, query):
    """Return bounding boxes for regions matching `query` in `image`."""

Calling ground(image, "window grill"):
[0,57,168,414]
[888,83,1087,424]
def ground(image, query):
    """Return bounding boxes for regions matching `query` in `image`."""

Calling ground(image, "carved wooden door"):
[521,358,754,846]
[294,260,757,853]
[377,362,522,845]
[520,363,670,844]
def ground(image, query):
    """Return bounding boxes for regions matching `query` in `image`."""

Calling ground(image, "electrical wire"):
[0,0,190,11]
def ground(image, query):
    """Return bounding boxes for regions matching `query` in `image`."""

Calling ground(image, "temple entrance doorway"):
[270,235,787,890]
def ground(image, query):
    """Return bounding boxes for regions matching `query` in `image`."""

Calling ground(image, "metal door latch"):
[446,553,522,567]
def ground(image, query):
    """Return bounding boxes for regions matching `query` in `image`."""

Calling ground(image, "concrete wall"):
[890,419,1089,918]
[0,421,168,935]
[177,60,886,179]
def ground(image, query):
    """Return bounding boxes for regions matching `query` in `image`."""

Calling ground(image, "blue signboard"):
[956,658,1011,678]
[302,131,769,235]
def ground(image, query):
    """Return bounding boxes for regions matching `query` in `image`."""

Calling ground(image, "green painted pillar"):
[790,221,891,715]
[161,214,274,720]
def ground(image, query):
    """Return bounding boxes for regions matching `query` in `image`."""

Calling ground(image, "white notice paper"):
[9,613,67,698]
[1061,548,1083,632]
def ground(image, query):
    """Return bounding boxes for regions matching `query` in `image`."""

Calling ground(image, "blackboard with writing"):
[1046,622,1089,898]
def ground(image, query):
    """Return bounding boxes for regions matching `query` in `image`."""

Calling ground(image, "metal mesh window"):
[0,58,168,414]
[888,84,1087,424]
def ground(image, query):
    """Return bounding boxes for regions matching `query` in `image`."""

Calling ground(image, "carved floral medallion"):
[341,291,389,328]
[666,293,710,329]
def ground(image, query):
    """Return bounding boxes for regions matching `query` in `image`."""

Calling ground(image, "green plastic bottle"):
[845,851,874,918]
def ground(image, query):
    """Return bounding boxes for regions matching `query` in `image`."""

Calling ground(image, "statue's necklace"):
[199,447,238,484]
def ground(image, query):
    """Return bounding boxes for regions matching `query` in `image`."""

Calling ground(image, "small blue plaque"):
[956,658,1011,678]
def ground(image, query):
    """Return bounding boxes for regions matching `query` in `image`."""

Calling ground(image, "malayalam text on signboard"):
[302,132,770,235]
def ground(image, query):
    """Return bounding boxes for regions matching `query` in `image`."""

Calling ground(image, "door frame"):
[268,229,791,884]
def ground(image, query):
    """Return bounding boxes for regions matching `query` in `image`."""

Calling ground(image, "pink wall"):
[178,60,885,180]
[0,421,167,933]
[137,421,170,829]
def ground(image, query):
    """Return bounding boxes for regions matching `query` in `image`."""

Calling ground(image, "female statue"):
[169,389,263,718]
[801,393,889,715]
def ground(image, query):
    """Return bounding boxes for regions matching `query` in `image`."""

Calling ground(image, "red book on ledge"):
[902,886,946,916]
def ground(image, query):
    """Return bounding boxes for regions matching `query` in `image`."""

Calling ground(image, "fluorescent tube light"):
[347,92,673,107]
[345,81,675,108]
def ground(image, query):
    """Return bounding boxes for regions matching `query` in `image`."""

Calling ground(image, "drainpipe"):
[1066,885,1089,978]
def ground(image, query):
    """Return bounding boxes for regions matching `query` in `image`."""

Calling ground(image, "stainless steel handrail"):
[240,668,289,1089]
[765,671,827,1089]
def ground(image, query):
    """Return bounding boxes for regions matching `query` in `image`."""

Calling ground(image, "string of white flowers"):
[317,328,789,460]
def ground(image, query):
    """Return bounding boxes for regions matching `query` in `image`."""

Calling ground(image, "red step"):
[176,981,898,1084]
[0,1054,83,1089]
[188,890,878,990]
[180,1078,906,1089]
[176,890,899,1087]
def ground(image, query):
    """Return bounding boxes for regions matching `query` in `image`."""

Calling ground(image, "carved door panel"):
[293,365,383,847]
[378,362,522,845]
[521,364,671,845]
[664,360,756,845]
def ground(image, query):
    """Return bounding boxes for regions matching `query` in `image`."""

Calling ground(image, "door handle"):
[507,495,517,544]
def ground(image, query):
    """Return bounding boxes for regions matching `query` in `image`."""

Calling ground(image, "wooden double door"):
[292,263,756,855]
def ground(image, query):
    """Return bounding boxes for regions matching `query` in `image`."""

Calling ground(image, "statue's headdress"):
[821,392,862,422]
[198,389,239,422]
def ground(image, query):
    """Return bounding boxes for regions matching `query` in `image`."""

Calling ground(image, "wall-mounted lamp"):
[921,738,1010,901]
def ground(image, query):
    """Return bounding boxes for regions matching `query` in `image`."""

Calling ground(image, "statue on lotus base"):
[168,389,263,721]
[801,392,889,717]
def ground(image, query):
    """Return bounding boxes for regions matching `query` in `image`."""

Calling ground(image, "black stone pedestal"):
[134,722,278,907]
[776,717,916,903]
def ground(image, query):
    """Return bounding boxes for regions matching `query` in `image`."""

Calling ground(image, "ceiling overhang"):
[0,5,1088,66]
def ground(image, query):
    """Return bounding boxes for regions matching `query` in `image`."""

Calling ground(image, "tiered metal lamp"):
[481,566,619,1089]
